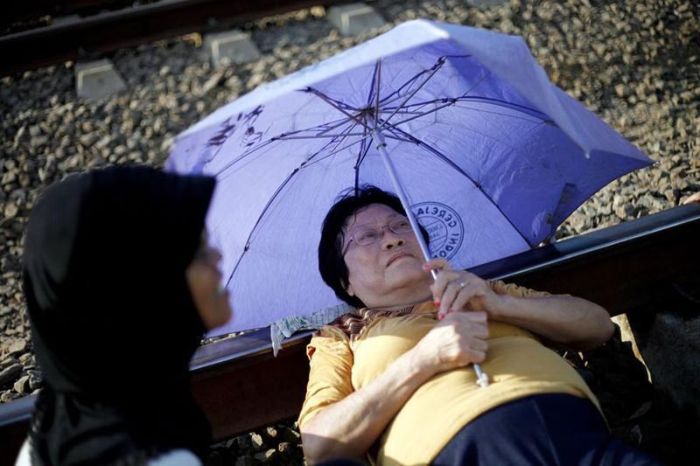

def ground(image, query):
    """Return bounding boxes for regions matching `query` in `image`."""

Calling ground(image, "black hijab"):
[23,166,216,465]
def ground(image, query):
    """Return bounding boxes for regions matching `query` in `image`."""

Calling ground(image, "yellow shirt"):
[298,281,601,466]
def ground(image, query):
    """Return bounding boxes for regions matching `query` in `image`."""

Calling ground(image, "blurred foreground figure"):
[16,166,231,466]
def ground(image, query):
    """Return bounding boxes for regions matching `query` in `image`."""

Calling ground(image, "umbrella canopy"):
[167,19,651,335]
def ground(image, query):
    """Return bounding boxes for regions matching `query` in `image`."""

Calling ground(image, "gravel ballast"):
[1,0,698,464]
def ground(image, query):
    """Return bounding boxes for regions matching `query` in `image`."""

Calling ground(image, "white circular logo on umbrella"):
[412,202,464,260]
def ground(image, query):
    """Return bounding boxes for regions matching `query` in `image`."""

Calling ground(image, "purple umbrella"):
[167,19,651,340]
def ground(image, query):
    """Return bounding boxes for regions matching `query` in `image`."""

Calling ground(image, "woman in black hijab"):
[16,165,231,465]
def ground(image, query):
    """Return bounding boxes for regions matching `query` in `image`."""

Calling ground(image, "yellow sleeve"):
[489,280,553,298]
[297,326,354,428]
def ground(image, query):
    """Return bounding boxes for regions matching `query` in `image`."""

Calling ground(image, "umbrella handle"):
[372,126,490,388]
[473,363,490,388]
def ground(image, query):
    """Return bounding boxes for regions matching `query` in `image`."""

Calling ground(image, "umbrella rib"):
[367,59,381,111]
[301,131,373,168]
[212,118,360,176]
[282,116,356,137]
[224,122,366,288]
[380,122,535,247]
[455,95,551,121]
[377,71,431,107]
[378,55,470,106]
[379,99,457,127]
[265,114,361,141]
[306,88,361,112]
[305,87,367,127]
[276,133,368,139]
[452,105,548,123]
[214,138,278,177]
[224,169,304,289]
[354,125,372,190]
[375,132,415,144]
[274,116,356,139]
[376,110,429,115]
[383,95,551,122]
[315,117,361,136]
[357,124,373,166]
[299,119,365,167]
[378,100,546,129]
[379,57,446,129]
[301,120,366,168]
[373,60,382,117]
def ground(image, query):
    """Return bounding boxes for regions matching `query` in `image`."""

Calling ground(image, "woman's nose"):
[382,233,405,250]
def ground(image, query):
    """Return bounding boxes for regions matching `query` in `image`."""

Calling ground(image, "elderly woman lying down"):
[298,186,660,466]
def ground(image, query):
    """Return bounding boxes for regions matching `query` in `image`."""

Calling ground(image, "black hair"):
[318,185,430,308]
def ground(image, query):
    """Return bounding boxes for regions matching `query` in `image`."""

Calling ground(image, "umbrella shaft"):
[371,128,433,264]
[372,126,489,388]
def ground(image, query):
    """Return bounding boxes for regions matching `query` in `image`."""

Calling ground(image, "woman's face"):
[342,204,430,308]
[186,232,232,330]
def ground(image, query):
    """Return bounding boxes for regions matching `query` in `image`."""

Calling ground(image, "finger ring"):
[459,281,466,289]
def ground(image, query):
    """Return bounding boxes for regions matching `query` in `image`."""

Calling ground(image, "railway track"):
[0,0,351,76]
[1,202,698,465]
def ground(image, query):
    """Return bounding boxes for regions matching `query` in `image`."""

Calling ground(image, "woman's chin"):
[388,265,432,290]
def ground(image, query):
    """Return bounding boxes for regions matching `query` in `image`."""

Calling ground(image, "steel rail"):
[5,1,150,26]
[0,0,352,76]
[0,203,698,464]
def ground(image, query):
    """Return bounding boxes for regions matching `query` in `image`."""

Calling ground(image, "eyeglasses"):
[342,217,414,254]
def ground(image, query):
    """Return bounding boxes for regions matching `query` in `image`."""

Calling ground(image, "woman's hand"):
[410,311,489,375]
[424,258,503,320]
[424,259,614,351]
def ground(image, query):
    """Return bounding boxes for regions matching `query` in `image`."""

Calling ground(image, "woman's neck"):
[363,280,433,310]
[365,295,432,312]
